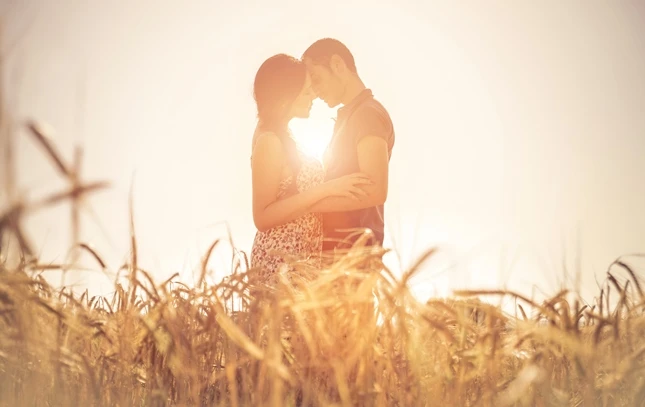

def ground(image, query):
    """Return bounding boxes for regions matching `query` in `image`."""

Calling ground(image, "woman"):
[250,54,370,284]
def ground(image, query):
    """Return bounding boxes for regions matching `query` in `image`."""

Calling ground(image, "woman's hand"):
[320,173,373,200]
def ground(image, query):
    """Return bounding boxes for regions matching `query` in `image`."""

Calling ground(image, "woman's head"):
[253,54,315,131]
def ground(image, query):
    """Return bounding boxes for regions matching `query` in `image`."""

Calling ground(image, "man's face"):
[304,58,345,108]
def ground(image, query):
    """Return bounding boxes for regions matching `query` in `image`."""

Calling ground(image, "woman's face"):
[288,72,315,119]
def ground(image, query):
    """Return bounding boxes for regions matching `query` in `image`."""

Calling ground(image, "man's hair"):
[302,38,357,74]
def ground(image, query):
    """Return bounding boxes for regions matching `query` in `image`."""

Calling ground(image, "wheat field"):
[1,122,645,406]
[2,231,645,406]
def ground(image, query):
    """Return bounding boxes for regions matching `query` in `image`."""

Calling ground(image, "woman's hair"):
[253,54,307,181]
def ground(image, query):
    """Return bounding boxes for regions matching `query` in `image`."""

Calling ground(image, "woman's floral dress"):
[250,152,324,285]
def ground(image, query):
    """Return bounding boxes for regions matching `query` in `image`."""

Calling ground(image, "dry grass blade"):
[26,120,72,178]
[31,181,111,210]
[127,181,138,307]
[1,205,35,257]
[400,247,437,289]
[199,239,220,288]
[616,259,644,302]
[137,268,160,303]
[607,272,624,298]
[77,243,107,269]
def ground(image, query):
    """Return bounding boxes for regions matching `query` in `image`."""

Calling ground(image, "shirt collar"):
[337,88,373,119]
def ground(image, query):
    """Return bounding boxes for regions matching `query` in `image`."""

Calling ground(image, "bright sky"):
[2,1,645,309]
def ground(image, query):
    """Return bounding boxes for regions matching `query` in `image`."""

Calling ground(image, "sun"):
[289,100,336,162]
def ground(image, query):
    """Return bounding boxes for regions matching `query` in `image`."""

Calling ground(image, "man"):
[302,38,395,254]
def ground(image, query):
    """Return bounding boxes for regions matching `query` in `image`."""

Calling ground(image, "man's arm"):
[310,135,389,212]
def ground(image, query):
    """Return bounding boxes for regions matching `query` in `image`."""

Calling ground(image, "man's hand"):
[310,135,390,213]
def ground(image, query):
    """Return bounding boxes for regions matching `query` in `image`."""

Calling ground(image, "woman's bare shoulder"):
[251,131,284,161]
[254,131,280,144]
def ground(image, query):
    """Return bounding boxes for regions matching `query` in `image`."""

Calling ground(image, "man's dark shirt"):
[322,89,395,250]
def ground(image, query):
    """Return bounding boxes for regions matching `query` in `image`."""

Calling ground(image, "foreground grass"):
[1,239,645,406]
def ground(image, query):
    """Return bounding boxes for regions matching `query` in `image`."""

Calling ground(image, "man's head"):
[302,38,358,108]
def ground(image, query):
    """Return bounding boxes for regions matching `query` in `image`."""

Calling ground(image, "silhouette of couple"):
[250,38,395,285]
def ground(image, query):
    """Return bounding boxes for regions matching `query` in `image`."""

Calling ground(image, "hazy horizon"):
[2,0,645,309]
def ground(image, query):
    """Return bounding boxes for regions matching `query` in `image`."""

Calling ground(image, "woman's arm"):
[252,133,328,232]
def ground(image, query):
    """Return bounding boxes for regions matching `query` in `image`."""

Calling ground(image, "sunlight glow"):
[289,100,336,162]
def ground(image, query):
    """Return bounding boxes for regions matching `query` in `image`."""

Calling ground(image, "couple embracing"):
[249,38,395,285]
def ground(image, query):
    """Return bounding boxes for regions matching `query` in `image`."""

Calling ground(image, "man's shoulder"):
[355,98,391,119]
[368,96,391,114]
[347,98,393,134]
[349,98,395,144]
